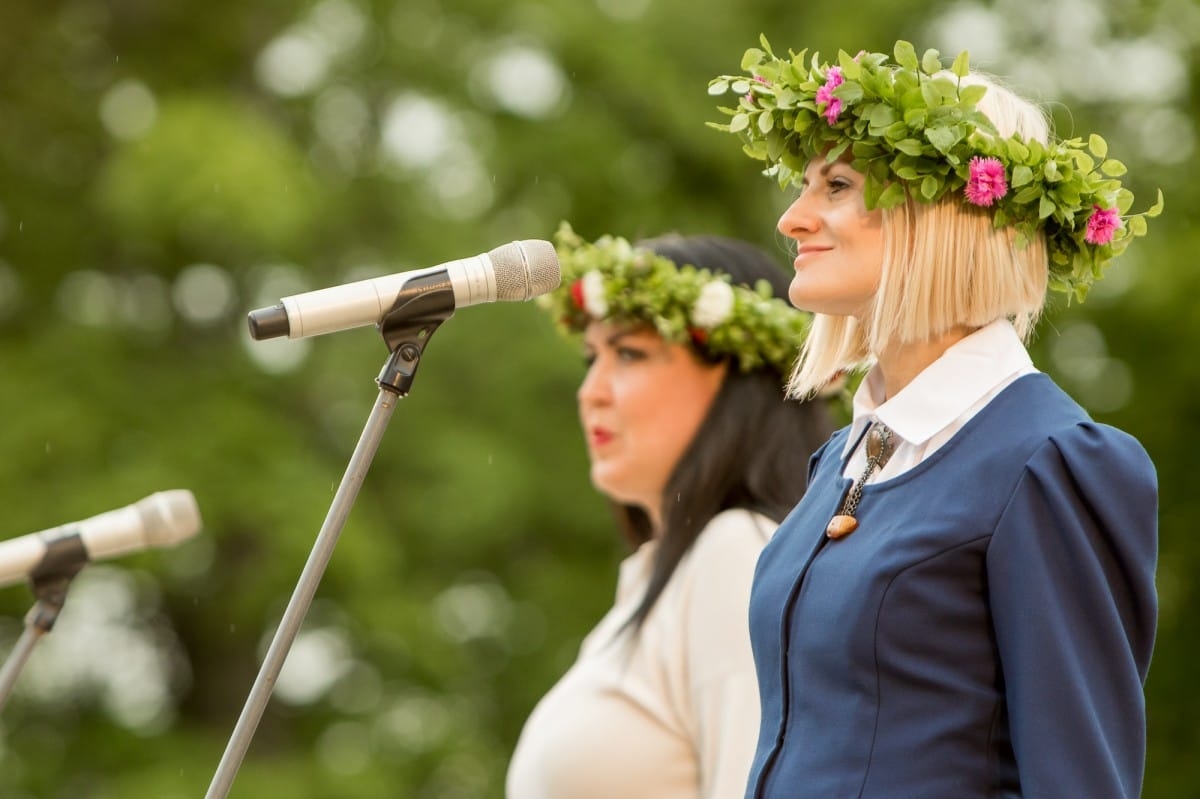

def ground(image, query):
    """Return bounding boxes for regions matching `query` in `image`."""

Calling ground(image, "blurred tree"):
[0,0,1194,797]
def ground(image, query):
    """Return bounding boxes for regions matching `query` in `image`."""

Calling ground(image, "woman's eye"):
[616,346,646,362]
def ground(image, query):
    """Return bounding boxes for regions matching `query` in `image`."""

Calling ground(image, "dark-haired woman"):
[505,225,832,799]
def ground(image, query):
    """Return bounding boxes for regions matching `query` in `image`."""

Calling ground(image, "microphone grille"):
[136,490,203,548]
[488,240,562,301]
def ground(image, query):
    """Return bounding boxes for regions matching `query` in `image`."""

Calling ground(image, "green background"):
[0,0,1195,796]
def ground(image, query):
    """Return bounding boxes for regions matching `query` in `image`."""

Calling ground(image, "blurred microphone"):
[247,239,561,340]
[0,490,203,588]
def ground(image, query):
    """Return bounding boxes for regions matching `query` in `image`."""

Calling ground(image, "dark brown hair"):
[610,234,833,632]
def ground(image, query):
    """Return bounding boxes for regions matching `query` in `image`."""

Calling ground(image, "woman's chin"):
[591,467,641,508]
[787,281,824,313]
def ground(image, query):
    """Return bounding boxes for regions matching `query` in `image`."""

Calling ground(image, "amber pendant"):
[825,514,858,539]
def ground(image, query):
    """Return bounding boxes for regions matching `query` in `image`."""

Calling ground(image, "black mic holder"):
[376,271,455,395]
[0,531,90,713]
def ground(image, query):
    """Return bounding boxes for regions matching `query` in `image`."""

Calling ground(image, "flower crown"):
[708,39,1163,300]
[539,222,810,376]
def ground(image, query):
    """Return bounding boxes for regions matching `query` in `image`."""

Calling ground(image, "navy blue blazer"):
[746,374,1158,799]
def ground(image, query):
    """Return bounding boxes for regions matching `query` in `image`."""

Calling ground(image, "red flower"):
[689,327,709,346]
[569,278,585,309]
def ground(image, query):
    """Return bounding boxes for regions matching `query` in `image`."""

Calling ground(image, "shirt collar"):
[844,319,1035,452]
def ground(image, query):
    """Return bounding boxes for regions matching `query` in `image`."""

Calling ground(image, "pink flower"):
[745,76,770,106]
[1085,205,1121,245]
[823,97,843,125]
[964,156,1008,206]
[815,66,844,124]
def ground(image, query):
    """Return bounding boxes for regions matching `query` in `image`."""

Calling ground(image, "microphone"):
[0,490,203,589]
[246,239,561,340]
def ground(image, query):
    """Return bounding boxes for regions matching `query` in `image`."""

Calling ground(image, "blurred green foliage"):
[0,0,1195,797]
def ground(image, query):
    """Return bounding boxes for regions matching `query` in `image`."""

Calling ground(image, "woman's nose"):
[777,193,819,239]
[577,358,611,407]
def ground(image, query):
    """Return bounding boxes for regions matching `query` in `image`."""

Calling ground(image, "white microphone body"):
[0,490,202,588]
[281,253,496,339]
[248,239,559,341]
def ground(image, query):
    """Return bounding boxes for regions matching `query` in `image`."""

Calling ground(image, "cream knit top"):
[506,509,772,799]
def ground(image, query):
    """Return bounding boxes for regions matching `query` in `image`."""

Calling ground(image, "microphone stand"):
[206,291,454,799]
[0,535,89,713]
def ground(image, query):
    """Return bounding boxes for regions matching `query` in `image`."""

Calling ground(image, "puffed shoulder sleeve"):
[987,422,1158,799]
[678,510,771,799]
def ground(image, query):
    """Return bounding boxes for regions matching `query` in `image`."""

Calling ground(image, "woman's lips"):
[589,427,615,447]
[794,245,831,268]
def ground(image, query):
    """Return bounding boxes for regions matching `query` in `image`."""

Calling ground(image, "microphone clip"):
[26,531,89,632]
[376,272,456,396]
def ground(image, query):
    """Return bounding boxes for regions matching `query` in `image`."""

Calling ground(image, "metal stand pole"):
[207,298,449,798]
[205,385,398,799]
[0,601,57,712]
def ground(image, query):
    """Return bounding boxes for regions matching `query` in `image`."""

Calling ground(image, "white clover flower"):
[581,270,609,318]
[692,280,736,329]
[610,237,633,261]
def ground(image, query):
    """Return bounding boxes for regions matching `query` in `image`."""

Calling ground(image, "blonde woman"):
[711,42,1161,798]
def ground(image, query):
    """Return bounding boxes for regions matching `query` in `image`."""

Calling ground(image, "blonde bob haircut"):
[789,73,1053,399]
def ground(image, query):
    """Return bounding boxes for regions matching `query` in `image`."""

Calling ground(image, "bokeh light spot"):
[99,80,158,140]
[173,263,237,326]
[476,44,567,119]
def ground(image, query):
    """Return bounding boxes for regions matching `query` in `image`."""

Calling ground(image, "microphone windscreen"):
[489,240,561,301]
[136,490,203,548]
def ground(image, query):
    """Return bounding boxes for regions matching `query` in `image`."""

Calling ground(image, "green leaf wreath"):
[708,39,1164,301]
[538,222,810,376]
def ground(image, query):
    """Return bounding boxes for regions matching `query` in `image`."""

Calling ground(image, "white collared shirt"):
[843,319,1038,483]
